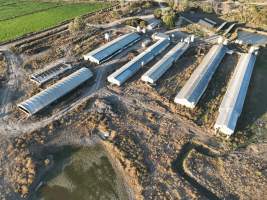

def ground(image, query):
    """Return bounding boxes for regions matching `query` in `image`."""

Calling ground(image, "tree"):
[201,3,213,13]
[143,1,152,9]
[162,12,175,28]
[154,8,162,19]
[179,0,189,11]
[68,16,85,34]
[167,0,175,8]
[139,20,147,28]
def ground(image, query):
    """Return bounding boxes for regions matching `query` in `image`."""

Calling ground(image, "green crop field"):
[0,1,111,42]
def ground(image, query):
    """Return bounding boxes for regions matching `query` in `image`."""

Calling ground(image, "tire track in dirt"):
[172,142,221,200]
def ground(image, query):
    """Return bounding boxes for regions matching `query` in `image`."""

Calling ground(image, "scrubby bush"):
[143,1,152,9]
[154,8,162,19]
[227,5,267,27]
[68,16,85,34]
[201,3,213,13]
[176,0,190,12]
[125,18,147,28]
[139,20,147,28]
[162,11,176,28]
[111,10,121,19]
[167,0,175,8]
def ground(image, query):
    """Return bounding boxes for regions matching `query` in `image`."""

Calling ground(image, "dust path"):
[0,51,24,119]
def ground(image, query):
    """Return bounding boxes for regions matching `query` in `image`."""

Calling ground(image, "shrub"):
[201,3,213,13]
[154,8,162,19]
[143,1,152,9]
[125,18,138,27]
[139,20,147,28]
[111,11,120,19]
[177,0,189,12]
[125,18,147,28]
[167,0,175,8]
[68,16,85,34]
[162,12,176,28]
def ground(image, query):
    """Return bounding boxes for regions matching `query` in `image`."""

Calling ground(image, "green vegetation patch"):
[0,1,62,21]
[0,1,111,42]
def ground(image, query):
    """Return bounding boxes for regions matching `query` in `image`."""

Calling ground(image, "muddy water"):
[35,145,128,200]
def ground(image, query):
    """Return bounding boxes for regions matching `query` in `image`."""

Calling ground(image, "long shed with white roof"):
[141,41,189,84]
[83,32,141,64]
[214,50,257,136]
[18,68,93,115]
[107,38,170,86]
[174,44,227,108]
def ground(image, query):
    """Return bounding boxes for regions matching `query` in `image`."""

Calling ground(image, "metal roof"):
[198,19,214,29]
[216,22,227,32]
[108,38,170,86]
[237,31,267,45]
[204,18,217,25]
[214,53,257,135]
[83,32,141,64]
[30,63,72,85]
[174,44,227,108]
[18,68,93,115]
[147,39,170,55]
[224,23,236,36]
[141,41,189,84]
[147,19,161,30]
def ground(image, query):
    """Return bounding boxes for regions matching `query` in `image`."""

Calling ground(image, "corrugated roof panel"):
[147,39,170,56]
[31,63,72,85]
[84,32,140,64]
[198,19,214,28]
[141,42,189,84]
[214,53,256,135]
[174,44,227,108]
[18,68,93,115]
[108,39,170,86]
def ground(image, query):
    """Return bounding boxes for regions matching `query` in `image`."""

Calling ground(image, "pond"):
[34,145,129,200]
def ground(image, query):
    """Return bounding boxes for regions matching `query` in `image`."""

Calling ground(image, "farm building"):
[174,43,227,108]
[83,32,141,64]
[214,48,258,136]
[204,18,217,26]
[198,19,215,29]
[152,32,170,40]
[224,23,236,36]
[216,21,227,32]
[18,68,93,115]
[141,41,190,84]
[147,18,161,30]
[30,63,72,85]
[107,38,170,86]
